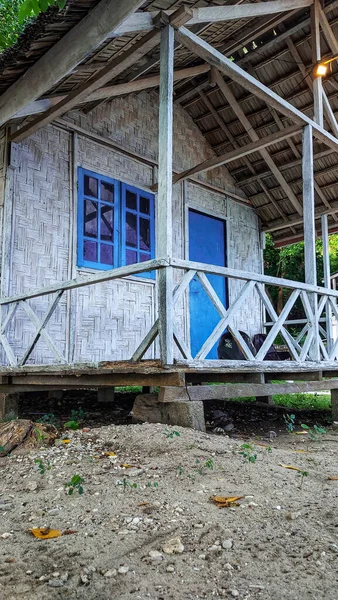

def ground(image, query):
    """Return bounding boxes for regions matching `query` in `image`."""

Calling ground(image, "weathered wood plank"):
[157,25,175,365]
[0,0,145,126]
[311,0,324,128]
[20,301,66,364]
[131,320,159,362]
[0,259,167,305]
[5,372,186,389]
[187,379,338,401]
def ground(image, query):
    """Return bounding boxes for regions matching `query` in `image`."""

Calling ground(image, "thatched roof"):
[2,0,338,245]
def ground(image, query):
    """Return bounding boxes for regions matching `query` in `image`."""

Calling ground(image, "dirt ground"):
[1,396,338,600]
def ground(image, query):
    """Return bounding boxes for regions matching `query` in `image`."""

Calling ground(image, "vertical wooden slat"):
[311,0,324,127]
[321,213,333,353]
[157,25,175,365]
[303,124,320,360]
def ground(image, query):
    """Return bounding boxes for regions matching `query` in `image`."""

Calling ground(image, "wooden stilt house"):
[1,0,338,426]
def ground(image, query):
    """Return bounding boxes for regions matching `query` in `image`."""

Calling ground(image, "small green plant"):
[195,458,215,475]
[37,413,60,427]
[301,423,326,443]
[65,474,84,495]
[34,427,47,443]
[284,413,296,433]
[177,466,184,476]
[239,443,257,464]
[297,470,308,489]
[116,478,138,491]
[64,420,80,430]
[70,408,86,422]
[162,428,180,439]
[146,481,159,488]
[266,446,273,454]
[34,458,51,475]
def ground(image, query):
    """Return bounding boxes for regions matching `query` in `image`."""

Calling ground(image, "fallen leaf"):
[62,529,77,535]
[30,528,62,539]
[280,464,302,472]
[295,431,308,435]
[121,463,136,469]
[139,502,149,506]
[328,475,338,481]
[105,452,116,457]
[210,495,244,508]
[254,443,267,447]
[294,449,307,453]
[62,439,71,444]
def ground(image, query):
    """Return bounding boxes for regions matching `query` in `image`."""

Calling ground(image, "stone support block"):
[132,393,205,431]
[0,393,19,421]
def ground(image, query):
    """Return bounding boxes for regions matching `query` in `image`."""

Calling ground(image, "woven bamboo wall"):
[0,90,262,365]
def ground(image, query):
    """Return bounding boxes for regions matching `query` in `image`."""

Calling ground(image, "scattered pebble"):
[104,570,117,578]
[118,566,129,574]
[149,550,163,561]
[1,532,12,539]
[222,539,233,550]
[48,579,64,588]
[162,537,184,555]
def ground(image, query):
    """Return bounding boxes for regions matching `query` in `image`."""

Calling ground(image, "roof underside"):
[2,0,338,246]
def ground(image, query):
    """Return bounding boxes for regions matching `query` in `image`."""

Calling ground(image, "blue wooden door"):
[189,209,227,359]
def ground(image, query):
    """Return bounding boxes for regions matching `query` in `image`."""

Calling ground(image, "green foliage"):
[146,481,159,488]
[34,427,47,443]
[70,407,86,422]
[195,457,215,475]
[116,478,138,491]
[65,474,84,495]
[283,413,296,433]
[162,428,180,439]
[64,420,80,430]
[239,443,257,464]
[297,469,308,489]
[0,0,66,51]
[34,457,51,475]
[301,423,326,443]
[37,412,60,427]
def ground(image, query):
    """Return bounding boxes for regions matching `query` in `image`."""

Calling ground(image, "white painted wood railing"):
[0,256,338,367]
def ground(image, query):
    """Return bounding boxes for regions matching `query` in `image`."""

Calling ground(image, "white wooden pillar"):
[321,213,333,352]
[157,25,174,365]
[303,124,320,360]
[311,0,324,128]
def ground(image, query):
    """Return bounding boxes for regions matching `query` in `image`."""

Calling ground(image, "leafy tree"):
[264,233,338,315]
[0,0,66,51]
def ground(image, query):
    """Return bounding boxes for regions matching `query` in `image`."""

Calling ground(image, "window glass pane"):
[100,205,114,241]
[84,175,98,198]
[126,212,137,247]
[140,196,150,215]
[84,240,97,262]
[100,244,113,266]
[84,200,98,238]
[126,190,137,210]
[126,249,137,265]
[101,181,114,203]
[140,218,150,251]
[140,253,150,263]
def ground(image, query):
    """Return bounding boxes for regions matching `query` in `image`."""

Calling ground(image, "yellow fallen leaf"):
[139,502,149,506]
[121,463,135,469]
[210,495,244,508]
[30,528,62,539]
[62,439,71,444]
[328,475,338,481]
[280,464,302,472]
[294,449,307,453]
[295,431,308,435]
[104,452,116,457]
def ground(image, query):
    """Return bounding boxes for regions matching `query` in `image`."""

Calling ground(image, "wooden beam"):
[303,125,317,286]
[321,213,334,351]
[10,29,161,143]
[114,1,314,37]
[169,124,301,186]
[311,0,324,127]
[157,25,175,365]
[0,0,145,127]
[175,27,338,154]
[213,70,303,215]
[13,64,211,120]
[319,6,338,60]
[186,379,338,400]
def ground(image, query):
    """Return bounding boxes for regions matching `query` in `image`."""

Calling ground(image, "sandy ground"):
[1,420,338,600]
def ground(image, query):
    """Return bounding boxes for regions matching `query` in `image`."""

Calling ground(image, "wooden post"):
[311,0,324,127]
[321,214,334,352]
[303,124,320,361]
[157,25,175,365]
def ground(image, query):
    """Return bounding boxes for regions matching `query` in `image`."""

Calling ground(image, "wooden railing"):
[0,256,338,367]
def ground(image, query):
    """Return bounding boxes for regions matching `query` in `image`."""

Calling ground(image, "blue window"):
[77,168,155,278]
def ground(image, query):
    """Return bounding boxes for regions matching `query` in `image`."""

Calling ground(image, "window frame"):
[121,183,156,280]
[77,168,155,279]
